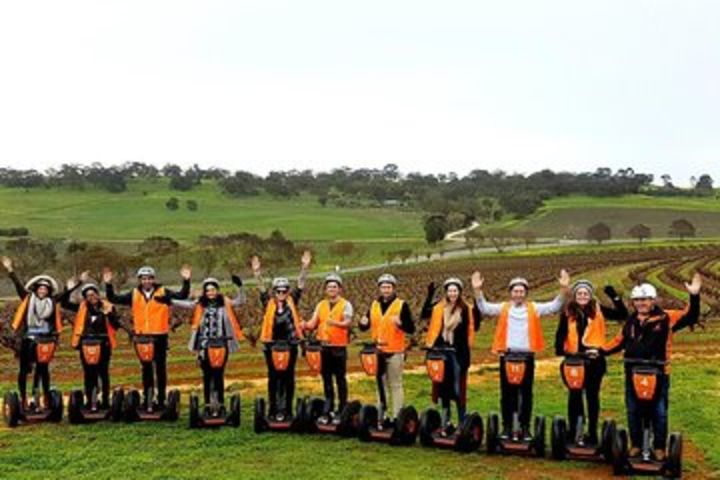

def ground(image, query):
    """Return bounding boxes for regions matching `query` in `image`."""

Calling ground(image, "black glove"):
[604,285,618,299]
[427,282,436,296]
[231,274,243,287]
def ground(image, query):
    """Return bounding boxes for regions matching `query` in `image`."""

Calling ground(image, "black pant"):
[140,335,168,406]
[200,350,228,405]
[80,341,112,406]
[439,351,466,422]
[18,338,50,403]
[500,356,535,430]
[320,347,348,415]
[567,357,605,439]
[264,346,298,416]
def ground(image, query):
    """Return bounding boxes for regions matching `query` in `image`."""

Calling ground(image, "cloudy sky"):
[0,1,717,184]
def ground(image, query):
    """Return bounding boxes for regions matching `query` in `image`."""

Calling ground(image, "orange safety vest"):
[260,296,303,342]
[563,309,606,354]
[131,287,170,335]
[491,301,544,353]
[190,298,244,341]
[369,298,406,353]
[71,300,118,349]
[315,298,350,346]
[425,300,475,348]
[12,296,63,333]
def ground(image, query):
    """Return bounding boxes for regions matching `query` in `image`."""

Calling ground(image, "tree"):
[328,241,356,263]
[423,215,447,245]
[186,199,198,211]
[628,224,651,243]
[482,228,511,253]
[669,219,696,240]
[695,174,714,194]
[165,197,179,211]
[587,222,611,244]
[516,230,537,249]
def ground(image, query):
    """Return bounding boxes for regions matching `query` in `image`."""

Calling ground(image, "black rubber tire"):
[337,400,362,437]
[110,389,124,422]
[457,413,484,453]
[68,390,84,424]
[551,416,567,460]
[486,413,500,454]
[667,432,683,479]
[166,390,180,421]
[48,389,64,422]
[254,397,267,434]
[3,391,20,428]
[124,390,140,423]
[419,408,441,447]
[357,404,378,443]
[533,415,546,458]
[304,396,325,433]
[229,394,241,428]
[189,394,200,428]
[394,406,419,446]
[612,427,628,476]
[601,419,616,463]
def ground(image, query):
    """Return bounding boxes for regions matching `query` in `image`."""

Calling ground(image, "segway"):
[356,342,419,446]
[254,339,306,433]
[550,351,615,462]
[68,334,125,424]
[123,335,180,422]
[188,337,241,428]
[486,352,546,457]
[419,346,484,452]
[3,333,63,428]
[611,358,682,478]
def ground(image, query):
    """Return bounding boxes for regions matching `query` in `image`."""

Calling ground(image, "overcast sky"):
[0,1,717,184]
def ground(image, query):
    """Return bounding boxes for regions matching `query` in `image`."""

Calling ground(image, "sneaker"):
[275,412,286,422]
[653,449,666,461]
[442,423,456,437]
[500,427,511,440]
[522,427,533,442]
[318,415,330,425]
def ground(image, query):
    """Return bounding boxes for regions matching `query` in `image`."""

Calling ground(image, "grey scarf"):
[27,294,54,329]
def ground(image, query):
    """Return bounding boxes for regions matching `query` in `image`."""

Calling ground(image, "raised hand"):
[427,282,436,296]
[180,265,192,280]
[102,268,114,284]
[79,270,91,283]
[231,274,243,287]
[685,273,702,295]
[250,255,262,274]
[604,285,618,299]
[558,269,571,289]
[471,271,484,291]
[66,277,78,290]
[1,256,13,272]
[301,250,313,269]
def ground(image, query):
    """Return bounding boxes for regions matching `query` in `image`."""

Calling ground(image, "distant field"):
[0,181,423,242]
[505,194,720,239]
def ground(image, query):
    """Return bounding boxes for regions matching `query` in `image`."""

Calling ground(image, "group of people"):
[1,252,701,460]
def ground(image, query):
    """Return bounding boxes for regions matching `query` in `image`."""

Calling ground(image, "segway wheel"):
[486,412,500,454]
[254,397,267,434]
[419,408,441,447]
[667,432,683,479]
[304,396,325,433]
[394,406,419,446]
[48,389,64,422]
[533,415,546,458]
[110,389,125,422]
[612,427,629,476]
[229,394,241,428]
[291,397,307,432]
[68,390,85,424]
[337,400,362,437]
[357,404,378,442]
[3,391,20,428]
[457,413,483,453]
[189,394,200,428]
[551,416,567,460]
[601,419,616,463]
[124,390,140,422]
[166,390,181,421]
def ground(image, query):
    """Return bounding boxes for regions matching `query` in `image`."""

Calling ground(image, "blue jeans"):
[625,371,670,450]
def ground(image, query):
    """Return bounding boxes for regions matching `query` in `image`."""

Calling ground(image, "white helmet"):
[443,277,464,290]
[81,283,100,297]
[324,273,343,286]
[202,277,220,290]
[136,266,156,278]
[377,274,397,286]
[508,277,529,290]
[631,283,657,300]
[271,277,290,290]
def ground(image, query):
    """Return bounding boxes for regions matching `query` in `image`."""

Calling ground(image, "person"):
[1,256,66,411]
[358,273,415,427]
[171,276,245,407]
[253,251,311,421]
[553,280,627,444]
[601,275,701,460]
[302,273,353,425]
[103,265,191,410]
[472,269,570,440]
[421,277,480,434]
[63,272,123,410]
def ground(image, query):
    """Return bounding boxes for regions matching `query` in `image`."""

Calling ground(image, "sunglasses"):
[275,289,289,294]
